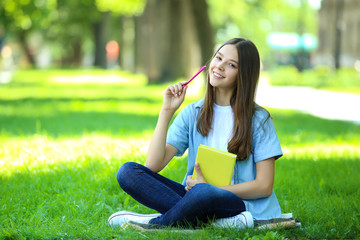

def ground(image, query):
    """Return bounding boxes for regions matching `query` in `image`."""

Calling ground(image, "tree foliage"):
[0,0,57,31]
[96,0,145,15]
[207,0,317,67]
[0,0,318,74]
[0,0,57,64]
[0,0,145,67]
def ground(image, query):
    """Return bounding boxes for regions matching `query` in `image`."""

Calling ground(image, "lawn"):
[1,70,359,239]
[265,66,360,94]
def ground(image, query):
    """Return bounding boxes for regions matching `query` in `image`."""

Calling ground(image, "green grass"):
[265,66,360,94]
[1,69,360,239]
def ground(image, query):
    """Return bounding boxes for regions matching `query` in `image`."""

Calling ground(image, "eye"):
[215,56,222,61]
[229,63,237,68]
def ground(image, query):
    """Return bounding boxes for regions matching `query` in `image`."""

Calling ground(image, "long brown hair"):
[196,38,261,161]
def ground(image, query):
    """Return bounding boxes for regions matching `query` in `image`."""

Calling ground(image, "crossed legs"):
[117,162,246,227]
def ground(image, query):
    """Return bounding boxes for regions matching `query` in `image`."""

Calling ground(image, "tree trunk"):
[118,16,124,69]
[295,0,307,72]
[134,0,202,83]
[334,0,344,70]
[190,0,215,65]
[168,0,184,80]
[18,31,36,67]
[72,39,82,66]
[93,11,110,69]
[135,0,171,82]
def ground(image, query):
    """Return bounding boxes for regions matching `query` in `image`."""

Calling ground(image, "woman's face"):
[209,44,239,90]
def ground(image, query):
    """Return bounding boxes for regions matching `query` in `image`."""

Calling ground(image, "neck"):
[214,88,234,106]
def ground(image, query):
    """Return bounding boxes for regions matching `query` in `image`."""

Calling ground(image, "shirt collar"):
[194,98,205,109]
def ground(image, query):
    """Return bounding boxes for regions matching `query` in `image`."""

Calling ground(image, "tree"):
[190,0,215,66]
[0,0,57,66]
[0,0,145,68]
[334,0,344,70]
[295,0,308,72]
[94,0,146,68]
[50,0,145,68]
[206,0,318,69]
[134,0,214,83]
[49,0,98,66]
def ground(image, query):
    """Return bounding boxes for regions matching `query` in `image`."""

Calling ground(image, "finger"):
[179,84,188,97]
[194,163,203,178]
[176,82,183,95]
[173,83,181,96]
[169,85,180,97]
[186,175,192,186]
[167,85,175,95]
[186,176,196,189]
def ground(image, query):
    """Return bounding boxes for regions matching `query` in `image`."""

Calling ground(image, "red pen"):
[182,66,207,88]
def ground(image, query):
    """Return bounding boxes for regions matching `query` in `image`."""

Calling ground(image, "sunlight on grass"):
[51,74,144,84]
[0,135,151,175]
[283,144,360,160]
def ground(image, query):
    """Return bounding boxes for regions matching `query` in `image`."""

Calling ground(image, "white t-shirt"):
[206,103,234,151]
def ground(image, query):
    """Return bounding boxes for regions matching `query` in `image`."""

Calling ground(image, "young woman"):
[108,38,283,229]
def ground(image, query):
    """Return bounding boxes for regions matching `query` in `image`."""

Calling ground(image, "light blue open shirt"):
[166,99,283,220]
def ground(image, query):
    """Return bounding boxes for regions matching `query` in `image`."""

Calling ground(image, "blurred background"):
[0,0,359,88]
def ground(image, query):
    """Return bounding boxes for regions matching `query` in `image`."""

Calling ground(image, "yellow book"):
[192,145,236,186]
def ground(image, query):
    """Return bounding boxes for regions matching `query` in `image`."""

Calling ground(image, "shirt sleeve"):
[166,105,191,157]
[252,109,283,163]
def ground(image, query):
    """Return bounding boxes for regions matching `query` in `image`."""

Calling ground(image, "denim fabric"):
[117,162,245,227]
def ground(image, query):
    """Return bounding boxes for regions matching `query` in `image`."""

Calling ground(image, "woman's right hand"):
[162,82,187,113]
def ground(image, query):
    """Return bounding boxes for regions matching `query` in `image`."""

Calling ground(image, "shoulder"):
[252,105,277,137]
[189,98,204,110]
[253,105,271,126]
[172,99,204,127]
[179,98,204,116]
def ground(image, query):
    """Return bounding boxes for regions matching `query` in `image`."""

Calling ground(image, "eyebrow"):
[217,51,238,64]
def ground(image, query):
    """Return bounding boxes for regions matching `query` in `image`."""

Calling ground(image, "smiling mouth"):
[213,72,224,79]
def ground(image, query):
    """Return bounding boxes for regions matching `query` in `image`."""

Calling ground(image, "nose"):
[216,61,225,71]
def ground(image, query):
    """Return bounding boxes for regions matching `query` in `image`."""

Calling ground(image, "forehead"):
[217,44,238,61]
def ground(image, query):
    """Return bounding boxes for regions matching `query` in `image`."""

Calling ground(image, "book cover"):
[192,145,236,186]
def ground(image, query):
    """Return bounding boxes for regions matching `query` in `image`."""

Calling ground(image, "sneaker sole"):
[108,211,161,224]
[126,221,198,233]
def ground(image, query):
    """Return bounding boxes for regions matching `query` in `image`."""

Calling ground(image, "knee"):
[191,183,234,205]
[192,183,215,193]
[190,183,219,202]
[116,162,138,188]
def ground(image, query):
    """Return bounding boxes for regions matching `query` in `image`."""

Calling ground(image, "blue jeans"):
[117,162,246,227]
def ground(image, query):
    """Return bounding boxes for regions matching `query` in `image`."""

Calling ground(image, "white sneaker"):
[108,210,161,227]
[213,211,254,229]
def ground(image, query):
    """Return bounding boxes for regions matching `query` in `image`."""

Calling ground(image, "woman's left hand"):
[185,163,207,191]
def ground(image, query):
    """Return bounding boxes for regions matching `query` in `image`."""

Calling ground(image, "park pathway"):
[255,77,360,125]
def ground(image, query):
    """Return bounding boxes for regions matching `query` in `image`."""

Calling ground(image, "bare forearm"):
[220,179,273,200]
[220,158,275,199]
[146,82,187,172]
[146,109,175,172]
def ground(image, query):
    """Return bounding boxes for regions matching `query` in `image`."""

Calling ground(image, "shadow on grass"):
[1,111,158,137]
[1,98,359,144]
[0,97,160,104]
